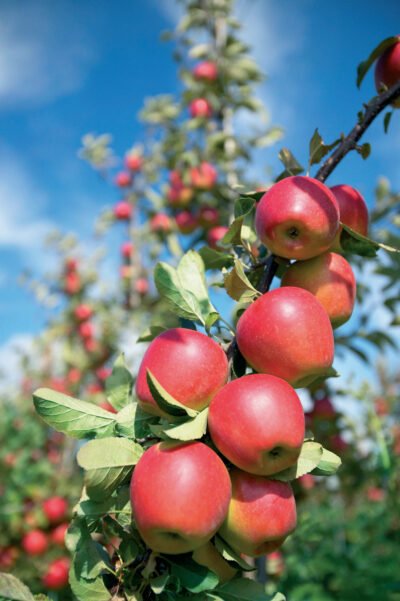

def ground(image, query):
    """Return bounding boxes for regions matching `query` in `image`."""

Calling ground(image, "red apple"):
[236,286,334,387]
[96,367,111,381]
[298,474,315,490]
[22,530,48,556]
[136,328,229,416]
[125,153,143,171]
[167,185,193,207]
[281,252,356,328]
[193,61,218,81]
[330,184,369,250]
[115,171,132,188]
[86,382,103,395]
[255,176,340,260]
[43,497,68,523]
[131,441,231,554]
[64,272,81,295]
[367,487,385,502]
[267,551,285,577]
[64,257,78,272]
[135,278,149,295]
[189,98,213,118]
[169,170,184,188]
[310,396,336,420]
[207,226,228,250]
[42,557,70,590]
[375,37,400,107]
[67,368,81,384]
[99,401,117,413]
[198,206,219,228]
[78,321,94,339]
[209,374,305,475]
[120,265,133,279]
[114,201,132,220]
[74,303,93,321]
[175,211,198,234]
[190,162,217,190]
[50,523,69,546]
[150,213,172,233]
[121,241,134,257]
[219,470,296,557]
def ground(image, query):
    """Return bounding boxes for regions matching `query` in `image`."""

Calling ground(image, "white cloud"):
[0,1,96,108]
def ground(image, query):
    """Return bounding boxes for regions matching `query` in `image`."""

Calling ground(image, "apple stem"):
[315,79,400,183]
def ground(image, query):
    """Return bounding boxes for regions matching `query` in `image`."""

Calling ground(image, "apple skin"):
[236,286,334,388]
[255,176,340,260]
[136,328,228,416]
[64,272,81,295]
[150,213,172,233]
[192,542,237,583]
[135,278,149,295]
[190,162,217,190]
[219,470,296,557]
[115,171,132,188]
[208,374,305,476]
[22,530,48,556]
[121,241,134,257]
[74,304,93,321]
[50,522,69,546]
[375,38,400,108]
[167,185,194,207]
[130,441,231,554]
[329,184,369,251]
[42,557,70,590]
[114,201,132,220]
[281,252,356,328]
[43,497,68,523]
[310,396,336,420]
[199,206,219,228]
[175,211,198,234]
[78,321,94,339]
[193,61,218,81]
[207,226,229,250]
[125,153,143,171]
[189,98,213,118]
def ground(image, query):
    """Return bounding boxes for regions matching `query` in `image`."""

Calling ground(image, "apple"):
[50,523,69,546]
[190,162,217,189]
[43,497,68,523]
[208,374,305,475]
[310,396,336,420]
[65,257,78,272]
[78,321,94,339]
[298,474,315,490]
[169,170,184,188]
[84,338,98,353]
[135,278,149,295]
[115,171,132,188]
[281,252,356,328]
[125,153,143,171]
[130,441,231,554]
[0,546,18,570]
[374,37,400,107]
[114,201,132,220]
[121,241,134,257]
[266,551,285,577]
[255,176,340,260]
[42,557,70,590]
[136,327,229,416]
[374,396,390,416]
[96,366,111,381]
[74,303,93,321]
[207,226,228,250]
[22,530,48,556]
[175,210,198,234]
[167,185,193,207]
[120,265,133,279]
[198,206,219,228]
[67,368,81,384]
[367,487,385,502]
[219,470,296,557]
[193,61,218,81]
[86,382,103,395]
[330,184,369,250]
[100,401,117,413]
[150,213,172,233]
[192,542,237,583]
[64,272,81,295]
[236,286,334,388]
[189,98,213,118]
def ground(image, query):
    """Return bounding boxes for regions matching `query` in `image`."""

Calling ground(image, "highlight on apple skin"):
[136,327,229,416]
[219,469,297,557]
[130,441,231,554]
[208,374,305,476]
[236,286,335,388]
[255,176,340,260]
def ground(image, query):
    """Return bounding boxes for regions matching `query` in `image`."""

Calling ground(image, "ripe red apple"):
[190,162,217,190]
[193,61,218,81]
[375,37,400,107]
[42,557,70,590]
[298,474,315,490]
[125,153,143,171]
[114,201,132,220]
[330,184,369,250]
[367,486,385,502]
[96,366,111,381]
[198,206,219,228]
[281,252,356,328]
[236,287,334,387]
[192,542,237,583]
[169,170,184,188]
[189,98,213,118]
[150,213,172,233]
[255,176,340,260]
[310,396,336,420]
[167,185,193,207]
[22,530,48,556]
[115,171,132,188]
[219,470,296,557]
[136,328,228,416]
[50,523,69,546]
[64,272,81,295]
[86,382,103,395]
[175,210,198,234]
[78,321,94,339]
[207,226,228,250]
[121,241,134,257]
[135,278,149,295]
[67,368,81,384]
[43,497,68,523]
[74,303,93,321]
[209,374,305,475]
[65,258,78,272]
[131,441,231,554]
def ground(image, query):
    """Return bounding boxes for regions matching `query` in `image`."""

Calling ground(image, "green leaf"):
[309,129,341,166]
[164,409,209,441]
[115,403,137,438]
[357,36,399,87]
[146,370,198,418]
[214,536,255,572]
[78,486,131,521]
[137,325,168,342]
[77,437,143,500]
[215,577,285,600]
[340,223,400,257]
[234,197,255,219]
[166,555,219,593]
[253,127,284,148]
[105,353,134,410]
[199,247,235,271]
[356,142,371,160]
[312,447,342,476]
[271,441,323,482]
[277,148,303,179]
[384,110,393,133]
[221,217,246,246]
[155,251,218,326]
[224,260,260,303]
[33,388,116,439]
[0,574,34,601]
[150,573,171,595]
[69,565,110,601]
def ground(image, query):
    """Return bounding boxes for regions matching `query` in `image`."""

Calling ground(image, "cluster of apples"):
[113,152,143,222]
[188,60,218,119]
[129,175,368,563]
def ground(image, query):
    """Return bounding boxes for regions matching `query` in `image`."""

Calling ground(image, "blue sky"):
[0,0,399,388]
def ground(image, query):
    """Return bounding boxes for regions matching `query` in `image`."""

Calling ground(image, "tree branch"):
[315,80,400,182]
